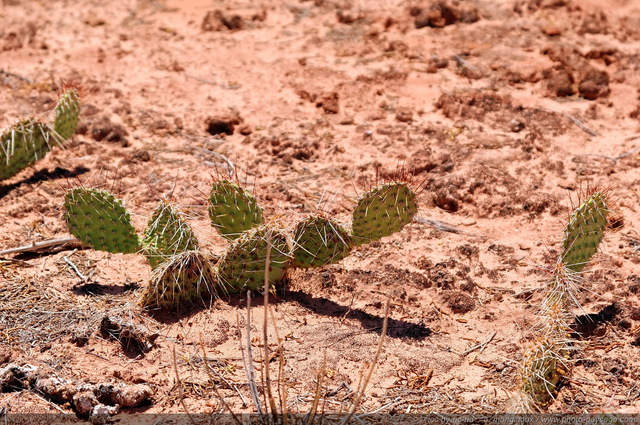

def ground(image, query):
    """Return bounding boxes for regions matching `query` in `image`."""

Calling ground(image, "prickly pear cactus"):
[351,182,418,245]
[209,179,264,239]
[218,224,290,292]
[560,192,608,273]
[53,87,81,140]
[292,216,351,268]
[138,251,218,310]
[142,202,199,268]
[0,118,61,181]
[520,337,569,407]
[64,188,140,254]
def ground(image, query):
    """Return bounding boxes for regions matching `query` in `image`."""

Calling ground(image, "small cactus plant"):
[138,250,219,310]
[64,187,198,265]
[1,86,81,182]
[62,175,421,311]
[517,190,611,410]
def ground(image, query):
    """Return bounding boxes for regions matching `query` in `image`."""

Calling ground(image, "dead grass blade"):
[238,294,263,416]
[263,231,279,424]
[305,351,326,425]
[340,294,390,425]
[198,334,243,425]
[172,345,197,425]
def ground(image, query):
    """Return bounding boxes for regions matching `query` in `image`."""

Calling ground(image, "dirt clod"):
[444,291,476,314]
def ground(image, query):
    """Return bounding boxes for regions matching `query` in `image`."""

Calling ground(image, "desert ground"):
[1,0,640,419]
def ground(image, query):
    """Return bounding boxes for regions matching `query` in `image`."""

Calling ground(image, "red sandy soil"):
[1,0,640,417]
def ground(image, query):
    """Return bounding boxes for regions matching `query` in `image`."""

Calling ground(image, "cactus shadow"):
[570,302,620,339]
[72,281,139,297]
[285,289,432,340]
[0,166,90,200]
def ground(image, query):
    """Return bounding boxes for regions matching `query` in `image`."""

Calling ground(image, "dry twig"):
[0,237,80,257]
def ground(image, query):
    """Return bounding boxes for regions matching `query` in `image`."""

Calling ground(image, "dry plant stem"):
[262,233,279,423]
[198,335,243,425]
[63,251,87,281]
[173,345,197,425]
[278,347,289,425]
[340,295,390,425]
[414,216,476,236]
[0,237,79,256]
[542,108,599,137]
[305,352,326,425]
[461,331,497,356]
[266,304,287,420]
[0,69,33,84]
[239,296,263,415]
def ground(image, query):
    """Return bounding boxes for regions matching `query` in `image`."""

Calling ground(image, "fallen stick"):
[542,107,599,137]
[414,216,477,236]
[0,237,80,257]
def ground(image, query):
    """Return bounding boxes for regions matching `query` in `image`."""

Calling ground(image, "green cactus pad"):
[218,225,290,292]
[521,338,569,408]
[0,118,62,181]
[351,182,418,245]
[142,202,200,268]
[560,192,608,273]
[64,188,140,254]
[208,179,263,239]
[139,251,219,310]
[53,88,81,140]
[292,216,352,268]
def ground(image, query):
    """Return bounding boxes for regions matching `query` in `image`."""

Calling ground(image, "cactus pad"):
[64,188,140,254]
[142,202,200,268]
[561,192,608,273]
[53,88,81,140]
[351,182,418,245]
[292,216,351,268]
[521,338,569,407]
[138,251,218,310]
[0,119,61,181]
[209,180,264,239]
[218,225,290,292]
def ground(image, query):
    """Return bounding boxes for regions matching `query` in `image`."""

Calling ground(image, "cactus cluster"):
[517,191,610,410]
[1,87,81,181]
[62,178,420,311]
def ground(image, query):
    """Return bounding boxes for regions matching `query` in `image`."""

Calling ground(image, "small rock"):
[542,24,562,36]
[509,118,525,132]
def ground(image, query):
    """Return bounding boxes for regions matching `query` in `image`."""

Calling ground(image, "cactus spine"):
[0,87,81,182]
